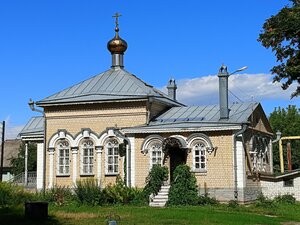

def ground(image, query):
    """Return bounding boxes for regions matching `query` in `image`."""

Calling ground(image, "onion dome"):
[107,13,127,55]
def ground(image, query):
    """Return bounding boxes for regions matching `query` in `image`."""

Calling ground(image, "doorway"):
[169,147,187,181]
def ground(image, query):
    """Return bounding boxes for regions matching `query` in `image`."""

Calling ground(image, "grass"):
[1,203,300,225]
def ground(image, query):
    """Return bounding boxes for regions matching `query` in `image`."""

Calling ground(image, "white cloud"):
[162,73,297,106]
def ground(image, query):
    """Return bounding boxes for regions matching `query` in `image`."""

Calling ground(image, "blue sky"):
[0,0,299,139]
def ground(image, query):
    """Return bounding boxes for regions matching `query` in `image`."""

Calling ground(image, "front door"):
[169,147,187,181]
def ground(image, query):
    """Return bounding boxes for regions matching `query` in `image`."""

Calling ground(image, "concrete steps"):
[149,185,170,207]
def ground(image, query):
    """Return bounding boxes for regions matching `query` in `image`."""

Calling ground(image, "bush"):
[198,194,219,206]
[37,186,74,206]
[74,179,103,206]
[255,193,276,208]
[140,165,168,204]
[103,176,140,205]
[0,182,34,207]
[274,194,296,204]
[228,200,239,208]
[167,165,198,206]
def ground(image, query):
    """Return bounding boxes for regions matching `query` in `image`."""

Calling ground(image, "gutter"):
[233,123,248,201]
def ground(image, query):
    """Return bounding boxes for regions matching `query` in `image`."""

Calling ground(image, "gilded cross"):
[113,12,121,28]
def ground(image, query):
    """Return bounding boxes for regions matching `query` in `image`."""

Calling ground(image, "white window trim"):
[192,141,207,173]
[56,140,70,176]
[80,139,95,176]
[149,142,163,170]
[105,139,120,175]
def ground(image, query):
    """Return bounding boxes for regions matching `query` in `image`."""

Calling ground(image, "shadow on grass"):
[0,207,61,225]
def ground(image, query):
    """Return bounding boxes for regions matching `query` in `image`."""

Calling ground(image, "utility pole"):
[0,121,5,182]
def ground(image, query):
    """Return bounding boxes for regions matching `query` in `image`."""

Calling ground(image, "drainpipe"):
[113,129,131,187]
[233,123,248,201]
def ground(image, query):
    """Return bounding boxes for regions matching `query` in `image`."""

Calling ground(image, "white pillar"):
[128,136,135,187]
[269,139,273,174]
[71,147,78,185]
[25,142,28,186]
[36,143,44,190]
[96,146,103,186]
[48,148,55,188]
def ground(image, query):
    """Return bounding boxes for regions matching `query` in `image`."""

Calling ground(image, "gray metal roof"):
[123,102,259,133]
[19,116,44,137]
[37,67,182,106]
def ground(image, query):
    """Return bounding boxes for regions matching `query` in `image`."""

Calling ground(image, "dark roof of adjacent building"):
[0,139,22,168]
[123,102,259,133]
[36,67,183,107]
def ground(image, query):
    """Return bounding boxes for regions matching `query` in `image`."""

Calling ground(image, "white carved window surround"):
[56,140,70,176]
[192,141,207,172]
[80,139,94,175]
[105,139,119,175]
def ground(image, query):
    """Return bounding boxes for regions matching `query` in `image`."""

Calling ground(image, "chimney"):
[218,65,229,120]
[167,78,177,101]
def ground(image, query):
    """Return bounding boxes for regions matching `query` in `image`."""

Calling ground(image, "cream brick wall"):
[45,102,147,188]
[133,131,235,189]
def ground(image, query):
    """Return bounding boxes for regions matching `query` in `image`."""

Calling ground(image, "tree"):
[10,142,37,175]
[269,105,300,172]
[258,0,300,98]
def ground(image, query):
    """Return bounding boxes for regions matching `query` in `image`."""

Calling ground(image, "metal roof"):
[19,116,44,137]
[37,67,182,106]
[123,102,259,133]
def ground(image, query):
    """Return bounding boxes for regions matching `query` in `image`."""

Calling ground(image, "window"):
[284,179,294,187]
[81,139,94,175]
[106,139,119,175]
[193,142,206,172]
[150,142,163,168]
[57,140,70,175]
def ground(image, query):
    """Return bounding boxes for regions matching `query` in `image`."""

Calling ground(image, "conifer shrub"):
[74,179,103,206]
[167,165,198,206]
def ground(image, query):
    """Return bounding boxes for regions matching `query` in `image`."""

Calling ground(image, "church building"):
[20,15,274,203]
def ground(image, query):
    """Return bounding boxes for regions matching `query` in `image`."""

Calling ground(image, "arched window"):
[80,139,94,175]
[192,141,207,172]
[57,140,70,175]
[105,139,119,175]
[150,142,163,168]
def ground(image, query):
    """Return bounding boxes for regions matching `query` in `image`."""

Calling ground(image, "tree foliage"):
[10,142,37,175]
[269,105,300,171]
[258,0,300,98]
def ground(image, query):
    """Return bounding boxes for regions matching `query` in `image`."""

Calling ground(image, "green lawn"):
[1,204,300,225]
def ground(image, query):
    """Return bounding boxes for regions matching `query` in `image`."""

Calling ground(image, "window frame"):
[149,141,163,169]
[80,139,95,176]
[192,141,207,173]
[105,139,119,175]
[56,140,70,176]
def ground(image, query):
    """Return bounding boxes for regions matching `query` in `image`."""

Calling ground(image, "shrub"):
[0,182,34,207]
[37,186,74,206]
[198,194,219,206]
[274,194,296,204]
[74,179,103,206]
[140,165,168,203]
[228,200,239,208]
[103,176,140,205]
[255,193,276,208]
[167,165,198,206]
